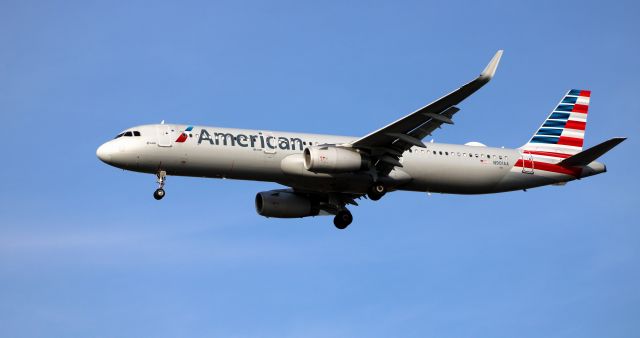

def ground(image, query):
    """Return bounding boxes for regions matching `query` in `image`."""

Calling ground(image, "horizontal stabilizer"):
[559,137,626,167]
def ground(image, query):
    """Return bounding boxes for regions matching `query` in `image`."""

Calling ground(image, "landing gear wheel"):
[153,188,165,200]
[367,183,387,201]
[333,209,353,229]
[154,170,167,200]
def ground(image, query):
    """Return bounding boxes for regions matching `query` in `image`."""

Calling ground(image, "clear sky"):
[1,0,638,337]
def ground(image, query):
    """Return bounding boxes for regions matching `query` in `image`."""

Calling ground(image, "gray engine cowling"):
[255,190,320,218]
[303,146,366,173]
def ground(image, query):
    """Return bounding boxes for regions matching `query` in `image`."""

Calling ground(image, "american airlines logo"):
[175,125,194,143]
[196,129,309,151]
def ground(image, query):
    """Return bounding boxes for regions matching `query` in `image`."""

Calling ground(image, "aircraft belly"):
[495,168,575,192]
[494,172,556,192]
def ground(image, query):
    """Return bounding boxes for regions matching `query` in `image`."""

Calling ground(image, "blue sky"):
[1,0,638,337]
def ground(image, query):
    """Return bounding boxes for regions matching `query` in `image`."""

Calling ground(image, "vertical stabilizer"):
[521,89,590,158]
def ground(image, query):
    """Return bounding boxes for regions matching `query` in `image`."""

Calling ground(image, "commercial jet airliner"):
[97,51,625,229]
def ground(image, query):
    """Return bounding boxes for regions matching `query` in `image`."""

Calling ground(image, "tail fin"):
[521,89,591,157]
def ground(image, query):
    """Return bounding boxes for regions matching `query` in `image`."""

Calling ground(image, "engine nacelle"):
[255,191,319,218]
[303,146,366,173]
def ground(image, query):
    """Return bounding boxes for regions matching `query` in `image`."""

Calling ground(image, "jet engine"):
[303,146,367,173]
[255,190,320,218]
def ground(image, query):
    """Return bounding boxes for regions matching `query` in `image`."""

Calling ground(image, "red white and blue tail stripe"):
[520,89,590,160]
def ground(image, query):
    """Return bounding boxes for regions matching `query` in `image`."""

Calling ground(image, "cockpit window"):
[115,130,141,138]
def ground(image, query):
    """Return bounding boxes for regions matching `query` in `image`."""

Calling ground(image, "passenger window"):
[469,153,473,157]
[499,156,503,160]
[486,154,490,159]
[433,151,437,155]
[445,152,449,155]
[439,151,442,155]
[124,131,133,137]
[505,156,508,160]
[133,131,141,136]
[457,152,461,156]
[475,154,479,158]
[463,153,466,157]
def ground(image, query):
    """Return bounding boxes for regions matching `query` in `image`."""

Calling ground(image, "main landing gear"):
[331,183,386,229]
[153,170,166,200]
[333,209,353,229]
[367,183,387,201]
[328,194,354,229]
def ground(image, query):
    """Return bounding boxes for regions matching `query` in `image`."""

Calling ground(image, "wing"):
[348,50,503,170]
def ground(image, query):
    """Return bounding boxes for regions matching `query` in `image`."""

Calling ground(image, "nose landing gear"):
[154,170,166,200]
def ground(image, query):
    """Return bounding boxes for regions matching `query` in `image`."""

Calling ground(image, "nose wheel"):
[153,188,165,200]
[333,209,353,229]
[154,170,166,200]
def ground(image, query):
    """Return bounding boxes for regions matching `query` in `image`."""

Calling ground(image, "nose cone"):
[96,142,114,163]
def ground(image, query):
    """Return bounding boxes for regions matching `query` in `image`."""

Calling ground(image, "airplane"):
[96,50,625,229]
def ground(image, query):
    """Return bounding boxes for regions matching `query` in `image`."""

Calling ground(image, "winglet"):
[480,50,503,79]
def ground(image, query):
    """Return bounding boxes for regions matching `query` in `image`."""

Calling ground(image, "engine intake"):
[303,146,366,173]
[255,191,319,218]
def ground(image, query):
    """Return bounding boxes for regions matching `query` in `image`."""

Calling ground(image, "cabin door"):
[521,153,534,174]
[156,124,172,147]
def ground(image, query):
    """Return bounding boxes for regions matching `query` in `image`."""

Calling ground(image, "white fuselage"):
[96,124,605,195]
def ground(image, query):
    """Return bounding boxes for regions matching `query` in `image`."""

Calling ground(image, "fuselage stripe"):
[523,150,572,158]
[514,160,581,176]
